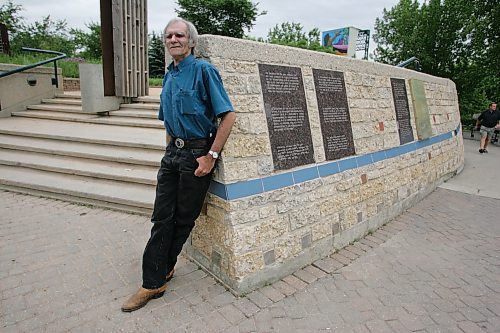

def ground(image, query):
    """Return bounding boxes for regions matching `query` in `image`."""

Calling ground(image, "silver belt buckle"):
[174,138,184,148]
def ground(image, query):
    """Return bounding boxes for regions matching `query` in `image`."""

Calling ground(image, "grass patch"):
[0,53,101,78]
[2,53,163,87]
[149,77,163,87]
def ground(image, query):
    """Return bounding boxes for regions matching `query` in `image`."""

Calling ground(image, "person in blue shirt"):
[122,17,236,312]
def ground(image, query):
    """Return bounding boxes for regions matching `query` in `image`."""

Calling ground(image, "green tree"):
[71,22,102,59]
[175,0,266,38]
[11,15,74,55]
[267,22,330,52]
[149,32,165,78]
[373,0,499,122]
[0,0,23,33]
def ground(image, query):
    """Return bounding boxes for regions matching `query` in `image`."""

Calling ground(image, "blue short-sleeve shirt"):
[158,54,234,140]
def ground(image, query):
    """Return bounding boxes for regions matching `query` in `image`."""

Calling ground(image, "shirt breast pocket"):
[179,89,203,115]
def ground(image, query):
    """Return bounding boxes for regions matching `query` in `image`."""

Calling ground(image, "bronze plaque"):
[258,64,314,170]
[391,78,414,144]
[409,79,433,140]
[313,69,355,160]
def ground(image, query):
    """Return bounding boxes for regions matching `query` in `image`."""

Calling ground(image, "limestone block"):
[247,75,263,94]
[222,158,260,182]
[229,214,289,254]
[374,76,387,87]
[257,157,274,175]
[223,75,249,94]
[223,135,271,158]
[274,232,303,261]
[303,76,315,91]
[377,100,392,108]
[361,74,376,87]
[207,204,228,224]
[232,113,268,135]
[337,175,362,192]
[259,204,278,219]
[383,134,400,149]
[289,203,321,230]
[224,60,258,74]
[377,87,393,100]
[231,251,265,279]
[354,136,384,154]
[352,122,379,139]
[230,95,263,113]
[319,194,346,216]
[208,57,225,71]
[345,72,362,86]
[228,204,261,225]
[311,218,333,241]
[277,192,316,214]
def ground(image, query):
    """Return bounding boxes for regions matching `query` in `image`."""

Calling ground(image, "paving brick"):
[331,253,352,266]
[338,248,359,260]
[312,257,343,273]
[282,274,308,290]
[344,244,366,256]
[293,268,318,284]
[233,297,260,318]
[457,321,486,333]
[365,234,385,245]
[358,238,379,248]
[246,290,273,309]
[352,241,373,252]
[218,304,246,325]
[1,184,500,333]
[258,285,285,303]
[271,280,297,297]
[303,264,327,279]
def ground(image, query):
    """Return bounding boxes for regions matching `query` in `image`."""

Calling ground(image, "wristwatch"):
[208,150,219,159]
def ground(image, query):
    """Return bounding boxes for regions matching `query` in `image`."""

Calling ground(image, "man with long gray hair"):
[122,17,236,312]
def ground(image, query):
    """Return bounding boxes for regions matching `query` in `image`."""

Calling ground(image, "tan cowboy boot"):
[121,283,168,312]
[166,269,175,282]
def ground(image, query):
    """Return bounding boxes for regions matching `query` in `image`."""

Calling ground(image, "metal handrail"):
[0,47,67,87]
[396,56,421,71]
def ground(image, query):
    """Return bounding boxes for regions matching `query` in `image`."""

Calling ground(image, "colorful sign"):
[322,27,350,56]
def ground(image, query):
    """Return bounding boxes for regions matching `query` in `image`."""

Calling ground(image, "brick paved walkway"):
[1,187,499,332]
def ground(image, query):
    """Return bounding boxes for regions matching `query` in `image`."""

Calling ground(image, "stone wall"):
[184,35,464,295]
[0,64,63,117]
[63,78,80,91]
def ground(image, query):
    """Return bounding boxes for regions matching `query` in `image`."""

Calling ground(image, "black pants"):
[142,144,212,289]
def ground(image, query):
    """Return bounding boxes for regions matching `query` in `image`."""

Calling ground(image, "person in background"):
[121,17,236,312]
[476,102,500,153]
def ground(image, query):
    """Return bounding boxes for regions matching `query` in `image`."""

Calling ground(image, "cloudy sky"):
[17,0,401,57]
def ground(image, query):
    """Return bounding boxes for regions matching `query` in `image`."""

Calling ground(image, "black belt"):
[171,137,211,149]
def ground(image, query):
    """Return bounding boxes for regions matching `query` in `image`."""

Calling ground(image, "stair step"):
[109,109,158,118]
[120,103,159,110]
[55,93,81,99]
[93,116,164,128]
[42,98,82,105]
[13,110,96,121]
[12,110,164,128]
[133,96,160,103]
[0,134,162,166]
[0,164,154,213]
[26,104,89,114]
[0,118,165,149]
[0,148,157,185]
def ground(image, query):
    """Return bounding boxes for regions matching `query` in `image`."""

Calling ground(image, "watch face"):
[210,151,218,159]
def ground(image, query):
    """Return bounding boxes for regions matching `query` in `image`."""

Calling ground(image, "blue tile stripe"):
[208,126,461,201]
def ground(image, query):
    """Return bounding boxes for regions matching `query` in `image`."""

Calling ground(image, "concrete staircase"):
[0,93,165,215]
